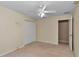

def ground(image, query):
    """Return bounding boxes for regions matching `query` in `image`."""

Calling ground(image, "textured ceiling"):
[0,1,75,19]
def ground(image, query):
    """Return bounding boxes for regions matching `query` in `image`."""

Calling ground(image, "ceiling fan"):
[38,4,56,18]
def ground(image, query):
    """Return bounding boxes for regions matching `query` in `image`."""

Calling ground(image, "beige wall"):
[73,3,79,56]
[0,6,35,56]
[36,14,72,45]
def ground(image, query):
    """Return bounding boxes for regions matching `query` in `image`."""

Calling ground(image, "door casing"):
[58,19,73,51]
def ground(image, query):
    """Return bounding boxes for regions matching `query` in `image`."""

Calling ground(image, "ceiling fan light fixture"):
[37,3,56,18]
[40,13,45,18]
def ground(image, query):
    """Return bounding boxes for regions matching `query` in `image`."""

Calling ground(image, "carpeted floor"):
[2,41,74,57]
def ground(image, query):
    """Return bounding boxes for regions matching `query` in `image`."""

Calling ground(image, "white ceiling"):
[0,1,75,19]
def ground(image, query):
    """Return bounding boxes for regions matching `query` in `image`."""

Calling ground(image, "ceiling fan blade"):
[42,4,46,12]
[44,11,56,13]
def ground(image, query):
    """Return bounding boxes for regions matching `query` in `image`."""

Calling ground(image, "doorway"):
[58,20,69,44]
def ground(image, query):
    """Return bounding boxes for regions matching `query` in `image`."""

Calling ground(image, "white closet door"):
[69,19,72,51]
[22,21,36,45]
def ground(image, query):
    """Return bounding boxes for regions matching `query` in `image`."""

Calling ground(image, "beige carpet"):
[2,41,74,57]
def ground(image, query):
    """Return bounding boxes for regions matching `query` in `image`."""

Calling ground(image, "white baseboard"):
[0,41,35,57]
[18,44,25,49]
[37,40,58,45]
[0,48,17,57]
